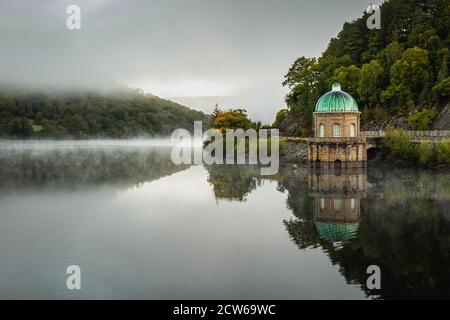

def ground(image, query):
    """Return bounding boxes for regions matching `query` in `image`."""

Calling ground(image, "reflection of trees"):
[322,196,450,299]
[0,146,189,190]
[284,168,450,300]
[206,165,450,299]
[205,165,263,201]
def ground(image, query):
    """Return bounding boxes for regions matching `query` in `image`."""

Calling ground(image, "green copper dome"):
[315,221,359,243]
[315,82,359,112]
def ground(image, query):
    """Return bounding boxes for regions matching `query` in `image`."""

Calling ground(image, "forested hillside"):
[0,87,209,138]
[281,0,450,135]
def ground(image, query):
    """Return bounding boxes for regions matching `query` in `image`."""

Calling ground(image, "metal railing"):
[361,130,450,138]
[361,131,385,137]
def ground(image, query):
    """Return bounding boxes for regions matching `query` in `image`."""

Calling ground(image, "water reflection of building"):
[309,168,368,243]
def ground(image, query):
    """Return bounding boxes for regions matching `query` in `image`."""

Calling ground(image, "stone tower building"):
[308,82,368,168]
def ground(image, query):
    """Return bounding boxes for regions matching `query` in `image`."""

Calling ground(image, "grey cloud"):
[0,0,371,122]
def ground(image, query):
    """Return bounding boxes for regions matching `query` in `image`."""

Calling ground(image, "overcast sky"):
[0,0,373,122]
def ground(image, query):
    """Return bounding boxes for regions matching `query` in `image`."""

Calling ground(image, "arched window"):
[319,124,325,137]
[351,198,356,210]
[334,199,342,210]
[320,198,325,210]
[333,124,341,137]
[350,123,356,137]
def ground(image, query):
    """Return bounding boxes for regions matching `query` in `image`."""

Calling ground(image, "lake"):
[0,141,449,299]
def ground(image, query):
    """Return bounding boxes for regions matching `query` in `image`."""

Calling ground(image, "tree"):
[437,48,449,81]
[417,141,433,165]
[432,77,450,102]
[283,57,320,126]
[383,129,414,161]
[281,0,449,131]
[382,41,404,68]
[283,57,318,89]
[0,87,210,138]
[214,109,254,132]
[408,108,438,130]
[272,109,289,128]
[64,114,88,137]
[382,47,431,111]
[8,117,33,137]
[436,141,450,164]
[358,60,384,107]
[334,65,360,98]
[211,104,221,128]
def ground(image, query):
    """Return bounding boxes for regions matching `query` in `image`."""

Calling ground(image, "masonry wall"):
[308,169,368,196]
[309,111,367,168]
[313,198,361,222]
[314,112,361,138]
[308,138,368,168]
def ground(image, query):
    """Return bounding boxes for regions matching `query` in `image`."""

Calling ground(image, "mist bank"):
[0,86,211,139]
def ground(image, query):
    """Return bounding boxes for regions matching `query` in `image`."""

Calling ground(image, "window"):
[350,123,356,137]
[351,198,356,210]
[333,124,341,137]
[320,198,325,210]
[319,124,325,137]
[334,199,342,210]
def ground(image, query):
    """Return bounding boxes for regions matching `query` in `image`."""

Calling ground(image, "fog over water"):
[0,141,449,299]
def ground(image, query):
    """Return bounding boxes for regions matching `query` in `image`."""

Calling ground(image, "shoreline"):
[279,136,450,171]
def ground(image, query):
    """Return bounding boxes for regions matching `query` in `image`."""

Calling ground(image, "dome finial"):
[332,82,341,92]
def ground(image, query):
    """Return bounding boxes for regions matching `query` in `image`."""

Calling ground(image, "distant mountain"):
[0,87,211,138]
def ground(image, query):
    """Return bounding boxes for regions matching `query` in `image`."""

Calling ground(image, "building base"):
[308,138,368,169]
[310,160,367,169]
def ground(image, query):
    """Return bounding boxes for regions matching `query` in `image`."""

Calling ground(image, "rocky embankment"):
[362,103,450,131]
[280,103,450,133]
[434,103,450,130]
[280,137,308,163]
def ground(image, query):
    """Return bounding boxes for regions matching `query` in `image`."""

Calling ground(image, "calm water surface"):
[0,141,449,299]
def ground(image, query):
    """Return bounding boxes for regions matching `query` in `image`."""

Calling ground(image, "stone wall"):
[308,169,368,196]
[308,138,368,168]
[280,137,308,163]
[313,198,361,222]
[314,112,361,138]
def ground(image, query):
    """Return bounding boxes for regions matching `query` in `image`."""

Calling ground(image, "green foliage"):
[385,47,431,106]
[417,141,433,165]
[7,117,33,137]
[283,57,320,126]
[0,87,209,138]
[211,104,221,127]
[272,109,289,128]
[432,76,450,101]
[437,48,449,81]
[383,129,414,160]
[384,132,450,166]
[408,108,438,130]
[358,60,384,107]
[282,0,449,128]
[214,109,254,132]
[380,83,414,114]
[436,140,450,164]
[334,65,360,98]
[378,41,404,69]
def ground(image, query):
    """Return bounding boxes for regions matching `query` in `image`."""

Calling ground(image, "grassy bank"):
[382,129,450,167]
